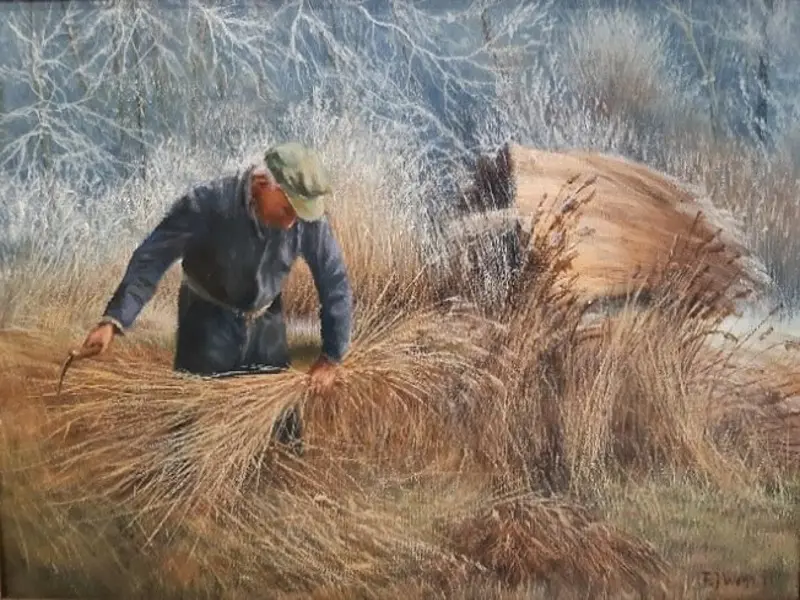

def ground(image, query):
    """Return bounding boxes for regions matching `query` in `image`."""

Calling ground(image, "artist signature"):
[694,570,786,589]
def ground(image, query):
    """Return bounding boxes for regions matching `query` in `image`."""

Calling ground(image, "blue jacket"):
[102,165,353,363]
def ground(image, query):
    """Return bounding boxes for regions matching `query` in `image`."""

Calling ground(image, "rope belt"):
[183,274,275,326]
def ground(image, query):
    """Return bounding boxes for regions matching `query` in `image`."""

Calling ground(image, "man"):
[71,142,353,450]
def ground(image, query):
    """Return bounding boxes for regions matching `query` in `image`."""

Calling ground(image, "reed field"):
[1,2,799,599]
[2,137,800,599]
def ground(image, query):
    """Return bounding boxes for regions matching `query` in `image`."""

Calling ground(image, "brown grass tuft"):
[444,494,669,594]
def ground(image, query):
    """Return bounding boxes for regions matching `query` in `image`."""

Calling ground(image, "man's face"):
[251,169,298,230]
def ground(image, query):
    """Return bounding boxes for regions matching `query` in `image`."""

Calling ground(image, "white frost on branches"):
[0,0,798,298]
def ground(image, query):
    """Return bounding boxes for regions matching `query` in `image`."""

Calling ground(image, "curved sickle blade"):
[57,352,76,398]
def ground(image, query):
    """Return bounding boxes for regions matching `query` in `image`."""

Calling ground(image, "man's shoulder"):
[185,173,235,198]
[299,214,334,233]
[299,214,347,260]
[297,215,329,243]
[179,172,242,213]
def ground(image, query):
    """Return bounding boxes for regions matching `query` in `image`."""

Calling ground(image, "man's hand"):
[307,355,339,395]
[73,321,117,360]
[58,321,118,396]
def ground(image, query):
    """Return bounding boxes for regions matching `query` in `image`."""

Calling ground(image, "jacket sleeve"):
[101,184,213,332]
[300,217,354,363]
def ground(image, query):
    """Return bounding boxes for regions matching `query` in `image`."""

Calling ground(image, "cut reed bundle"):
[15,282,499,531]
[453,143,773,317]
[36,355,306,523]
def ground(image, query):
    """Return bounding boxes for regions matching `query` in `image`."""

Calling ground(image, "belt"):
[183,274,276,326]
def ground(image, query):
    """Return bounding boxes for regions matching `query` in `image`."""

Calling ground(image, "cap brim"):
[286,190,326,222]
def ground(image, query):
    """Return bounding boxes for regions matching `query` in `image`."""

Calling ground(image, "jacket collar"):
[236,163,265,239]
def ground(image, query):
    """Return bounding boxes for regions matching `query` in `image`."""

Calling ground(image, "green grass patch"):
[599,477,799,599]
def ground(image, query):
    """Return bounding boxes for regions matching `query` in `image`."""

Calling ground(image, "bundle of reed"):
[452,142,773,317]
[22,285,497,526]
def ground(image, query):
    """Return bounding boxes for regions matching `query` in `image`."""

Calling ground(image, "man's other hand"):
[73,321,117,359]
[307,355,339,394]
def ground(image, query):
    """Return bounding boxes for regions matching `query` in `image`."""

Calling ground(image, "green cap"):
[263,142,332,222]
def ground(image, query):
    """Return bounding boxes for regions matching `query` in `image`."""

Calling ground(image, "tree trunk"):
[755,0,773,145]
